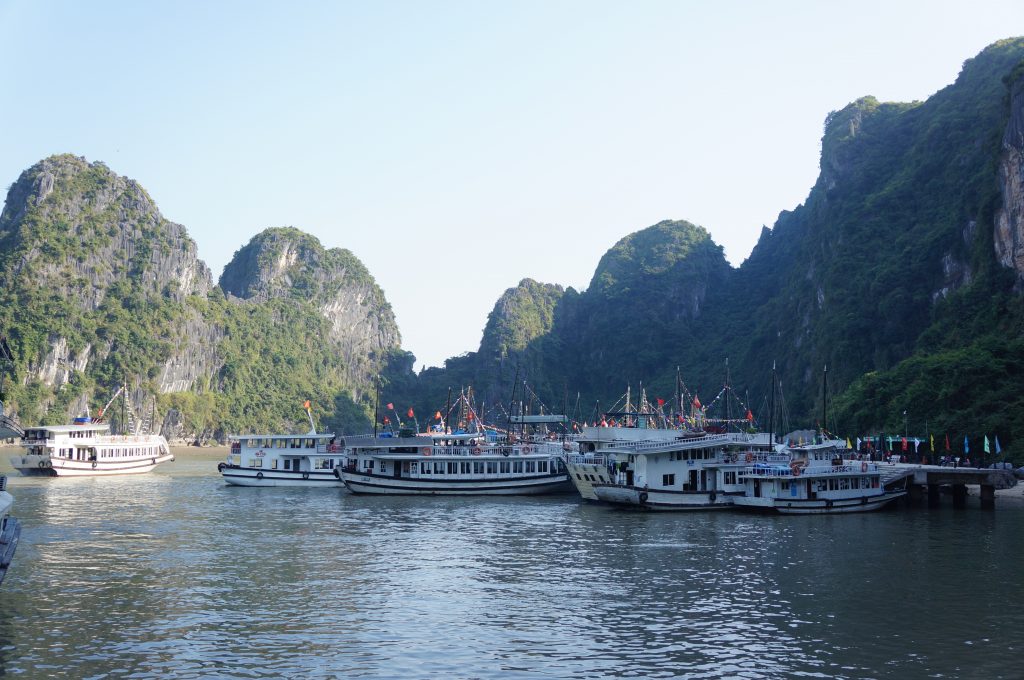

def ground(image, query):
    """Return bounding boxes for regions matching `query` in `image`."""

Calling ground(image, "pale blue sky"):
[2,1,1022,369]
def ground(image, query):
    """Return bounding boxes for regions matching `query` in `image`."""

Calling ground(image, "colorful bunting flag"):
[995,436,1002,454]
[407,407,415,418]
[964,436,969,454]
[984,435,991,454]
[387,403,394,410]
[930,434,934,452]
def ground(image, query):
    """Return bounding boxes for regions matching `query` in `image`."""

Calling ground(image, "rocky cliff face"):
[0,155,212,308]
[219,228,401,392]
[0,158,404,439]
[995,66,1024,280]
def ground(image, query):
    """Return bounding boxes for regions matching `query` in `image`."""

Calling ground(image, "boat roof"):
[24,423,111,433]
[509,415,567,424]
[228,432,336,440]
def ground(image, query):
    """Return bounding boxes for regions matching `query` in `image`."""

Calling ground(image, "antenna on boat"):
[821,364,828,443]
[506,366,519,441]
[373,378,380,438]
[446,387,453,435]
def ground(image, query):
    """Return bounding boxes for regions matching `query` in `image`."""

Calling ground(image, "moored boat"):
[0,475,20,585]
[9,420,173,476]
[341,431,572,495]
[731,441,907,514]
[219,432,345,487]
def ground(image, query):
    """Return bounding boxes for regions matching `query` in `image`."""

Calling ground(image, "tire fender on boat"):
[638,492,648,504]
[302,472,310,480]
[745,453,753,463]
[791,464,801,477]
[709,490,717,503]
[256,472,264,480]
[91,461,97,469]
[217,462,227,473]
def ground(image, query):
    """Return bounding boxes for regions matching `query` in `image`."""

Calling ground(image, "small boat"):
[0,475,20,585]
[8,382,173,477]
[9,420,173,476]
[219,432,345,487]
[341,431,572,495]
[730,441,907,514]
[219,402,345,487]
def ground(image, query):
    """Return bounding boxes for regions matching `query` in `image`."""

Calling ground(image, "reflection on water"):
[1,448,1023,678]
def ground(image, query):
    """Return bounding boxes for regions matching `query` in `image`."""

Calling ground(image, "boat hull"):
[9,453,175,477]
[565,460,617,501]
[220,465,345,488]
[733,489,906,514]
[593,484,735,511]
[341,470,573,495]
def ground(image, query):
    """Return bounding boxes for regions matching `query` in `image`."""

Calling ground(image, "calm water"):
[1,448,1023,679]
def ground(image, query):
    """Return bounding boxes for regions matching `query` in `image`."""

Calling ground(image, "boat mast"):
[821,364,828,442]
[768,362,776,446]
[505,367,519,440]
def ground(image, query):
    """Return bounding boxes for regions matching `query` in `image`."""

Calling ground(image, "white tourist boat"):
[9,419,173,476]
[341,431,572,495]
[731,441,907,514]
[219,431,345,487]
[583,430,777,511]
[0,475,20,585]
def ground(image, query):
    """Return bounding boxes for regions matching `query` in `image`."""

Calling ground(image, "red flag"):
[434,411,442,420]
[303,400,311,409]
[656,398,665,407]
[387,403,394,410]
[944,434,950,451]
[745,410,754,422]
[383,415,390,425]
[407,407,415,418]
[467,412,475,421]
[902,437,908,451]
[692,396,702,409]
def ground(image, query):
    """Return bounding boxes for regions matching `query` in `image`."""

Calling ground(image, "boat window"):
[525,461,536,473]
[276,439,286,449]
[513,461,523,473]
[250,459,263,468]
[499,461,510,474]
[460,462,470,474]
[271,459,278,469]
[539,460,548,473]
[448,462,458,474]
[486,461,497,474]
[434,462,444,474]
[307,439,315,448]
[473,461,484,474]
[840,479,850,490]
[662,473,675,486]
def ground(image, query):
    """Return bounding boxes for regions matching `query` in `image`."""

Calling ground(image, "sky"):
[1,1,1022,369]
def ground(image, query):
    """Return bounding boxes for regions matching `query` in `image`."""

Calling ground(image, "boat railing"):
[740,462,877,478]
[568,454,609,466]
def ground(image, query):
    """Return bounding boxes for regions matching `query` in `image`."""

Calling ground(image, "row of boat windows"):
[363,460,551,474]
[576,472,610,483]
[247,458,341,469]
[242,438,328,449]
[57,447,158,458]
[779,478,879,491]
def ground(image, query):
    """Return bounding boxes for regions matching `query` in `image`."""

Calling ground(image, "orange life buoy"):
[421,447,432,456]
[745,453,753,463]
[791,464,801,477]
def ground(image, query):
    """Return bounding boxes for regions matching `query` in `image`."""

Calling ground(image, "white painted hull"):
[593,484,734,511]
[10,452,174,477]
[0,489,20,585]
[342,470,573,495]
[733,489,906,514]
[220,465,345,488]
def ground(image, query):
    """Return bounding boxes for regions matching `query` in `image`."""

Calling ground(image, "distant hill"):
[403,38,1024,460]
[0,155,404,440]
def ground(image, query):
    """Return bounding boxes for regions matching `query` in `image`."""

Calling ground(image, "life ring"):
[302,472,310,480]
[421,447,432,456]
[790,464,801,477]
[37,461,46,469]
[256,471,264,480]
[217,462,227,472]
[473,447,482,455]
[523,446,531,454]
[826,499,834,508]
[745,453,753,463]
[709,490,717,503]
[861,462,868,472]
[638,492,649,504]
[92,461,98,469]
